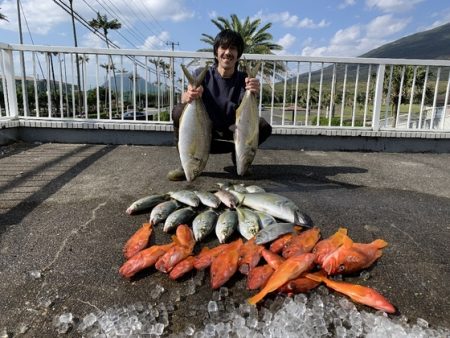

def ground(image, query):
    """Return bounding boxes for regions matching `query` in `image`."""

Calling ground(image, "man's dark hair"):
[213,29,245,64]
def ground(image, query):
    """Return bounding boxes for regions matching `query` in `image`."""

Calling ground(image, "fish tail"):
[181,64,209,87]
[246,61,261,78]
[372,239,388,249]
[247,290,266,305]
[305,272,326,283]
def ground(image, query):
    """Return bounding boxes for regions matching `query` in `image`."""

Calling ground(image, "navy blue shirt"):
[196,65,247,133]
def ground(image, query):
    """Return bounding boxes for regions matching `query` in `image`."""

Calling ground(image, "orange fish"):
[278,270,324,295]
[123,223,153,259]
[321,236,388,275]
[312,227,348,265]
[269,233,294,253]
[155,225,195,273]
[261,249,285,269]
[169,256,195,280]
[210,239,243,289]
[246,264,274,290]
[247,252,316,305]
[305,273,396,313]
[193,243,230,270]
[119,242,175,278]
[238,238,264,275]
[282,227,321,258]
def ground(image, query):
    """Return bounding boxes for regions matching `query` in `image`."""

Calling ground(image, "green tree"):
[89,12,121,113]
[0,8,8,21]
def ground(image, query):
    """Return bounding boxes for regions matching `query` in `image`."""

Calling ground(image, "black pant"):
[172,103,272,154]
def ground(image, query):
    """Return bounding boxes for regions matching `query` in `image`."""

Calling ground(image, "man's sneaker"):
[167,168,186,181]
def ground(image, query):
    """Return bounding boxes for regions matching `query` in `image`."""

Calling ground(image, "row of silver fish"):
[126,183,312,243]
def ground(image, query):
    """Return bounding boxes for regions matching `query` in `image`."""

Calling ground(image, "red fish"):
[313,227,348,265]
[123,223,153,259]
[247,253,316,305]
[278,270,325,295]
[169,256,195,280]
[193,243,230,270]
[261,249,285,269]
[305,273,396,313]
[155,225,195,273]
[269,233,294,253]
[321,236,388,275]
[282,227,321,258]
[238,238,264,275]
[210,239,243,289]
[119,242,175,278]
[246,264,274,290]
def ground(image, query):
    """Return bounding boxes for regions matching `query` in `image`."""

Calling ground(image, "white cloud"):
[140,31,170,50]
[301,14,410,57]
[208,11,218,19]
[275,33,296,54]
[423,7,450,30]
[255,11,329,29]
[365,0,423,12]
[0,0,67,35]
[339,0,357,9]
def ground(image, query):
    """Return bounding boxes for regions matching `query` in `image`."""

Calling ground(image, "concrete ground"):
[0,141,449,336]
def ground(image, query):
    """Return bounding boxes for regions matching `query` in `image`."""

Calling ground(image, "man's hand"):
[181,84,204,104]
[245,77,260,94]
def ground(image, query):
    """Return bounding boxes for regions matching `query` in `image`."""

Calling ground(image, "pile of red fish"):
[119,222,396,314]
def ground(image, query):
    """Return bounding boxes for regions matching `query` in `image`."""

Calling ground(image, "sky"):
[0,0,449,58]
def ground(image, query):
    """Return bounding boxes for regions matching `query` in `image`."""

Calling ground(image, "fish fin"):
[337,227,348,235]
[247,291,266,305]
[305,272,326,283]
[342,235,354,248]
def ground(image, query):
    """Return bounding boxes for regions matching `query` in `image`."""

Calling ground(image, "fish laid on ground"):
[178,65,212,181]
[278,270,324,295]
[210,239,243,289]
[169,256,195,280]
[305,273,396,313]
[192,209,219,242]
[270,233,294,253]
[215,210,238,244]
[238,237,263,275]
[245,185,266,193]
[312,227,348,265]
[246,264,274,290]
[254,210,277,228]
[126,194,168,215]
[231,191,312,227]
[123,223,153,259]
[193,243,230,270]
[321,236,387,275]
[194,191,221,208]
[247,253,316,305]
[169,190,200,207]
[155,225,195,273]
[163,207,196,233]
[119,242,175,278]
[255,222,298,245]
[261,248,285,270]
[234,62,260,176]
[236,207,260,240]
[214,189,239,209]
[282,227,321,258]
[149,200,180,225]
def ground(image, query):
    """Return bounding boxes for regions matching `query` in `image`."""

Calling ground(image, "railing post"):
[372,64,385,131]
[2,49,19,118]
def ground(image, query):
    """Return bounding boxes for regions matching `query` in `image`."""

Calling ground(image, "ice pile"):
[52,283,450,337]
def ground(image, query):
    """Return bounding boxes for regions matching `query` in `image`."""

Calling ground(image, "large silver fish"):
[255,222,297,245]
[126,194,168,215]
[236,207,260,240]
[233,62,261,176]
[178,65,212,182]
[169,190,200,207]
[215,210,238,243]
[163,207,196,232]
[149,200,180,225]
[194,191,221,208]
[230,191,312,227]
[192,209,218,242]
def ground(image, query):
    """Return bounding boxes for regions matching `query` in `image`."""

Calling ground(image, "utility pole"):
[17,0,29,116]
[69,0,82,115]
[165,41,179,112]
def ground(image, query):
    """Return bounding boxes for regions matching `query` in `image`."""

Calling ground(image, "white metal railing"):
[1,42,450,132]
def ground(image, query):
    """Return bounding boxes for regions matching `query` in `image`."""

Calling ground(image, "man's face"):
[216,44,239,71]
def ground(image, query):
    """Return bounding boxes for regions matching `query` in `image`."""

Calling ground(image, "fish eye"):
[338,265,345,272]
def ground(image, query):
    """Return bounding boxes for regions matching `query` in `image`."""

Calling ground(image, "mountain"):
[360,22,450,60]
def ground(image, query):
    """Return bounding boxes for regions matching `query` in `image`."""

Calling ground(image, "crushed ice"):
[50,283,449,337]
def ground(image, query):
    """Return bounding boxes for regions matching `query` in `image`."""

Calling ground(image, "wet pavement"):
[0,141,449,336]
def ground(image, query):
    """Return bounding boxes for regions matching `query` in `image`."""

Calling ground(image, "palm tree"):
[89,12,121,113]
